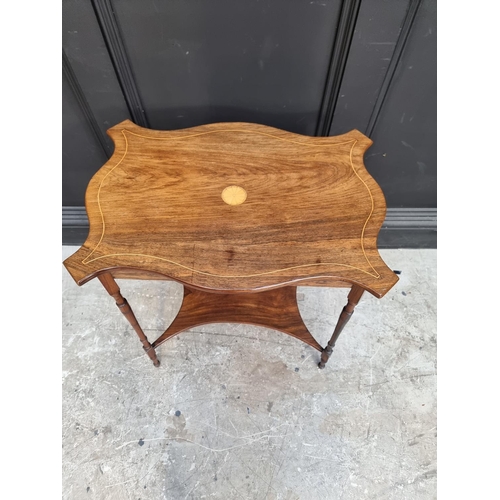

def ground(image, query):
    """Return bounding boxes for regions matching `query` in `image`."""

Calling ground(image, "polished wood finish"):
[64,121,398,368]
[63,120,398,297]
[98,273,160,367]
[108,267,349,289]
[318,284,365,369]
[152,286,323,352]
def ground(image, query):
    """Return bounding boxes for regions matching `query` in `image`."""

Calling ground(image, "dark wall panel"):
[62,72,108,206]
[329,0,410,135]
[63,0,130,155]
[62,0,436,246]
[110,0,342,135]
[365,0,436,207]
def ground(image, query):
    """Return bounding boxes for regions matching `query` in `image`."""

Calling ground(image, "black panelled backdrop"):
[62,0,436,247]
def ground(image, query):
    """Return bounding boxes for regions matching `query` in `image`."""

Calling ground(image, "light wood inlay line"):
[124,128,357,148]
[82,253,380,278]
[82,131,130,264]
[82,130,379,279]
[348,140,379,277]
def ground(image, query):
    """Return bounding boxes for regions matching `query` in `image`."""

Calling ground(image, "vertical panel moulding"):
[91,0,149,127]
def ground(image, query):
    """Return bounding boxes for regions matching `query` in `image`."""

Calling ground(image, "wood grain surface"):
[152,286,323,352]
[63,120,398,297]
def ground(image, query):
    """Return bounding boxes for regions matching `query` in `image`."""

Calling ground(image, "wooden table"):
[63,120,398,369]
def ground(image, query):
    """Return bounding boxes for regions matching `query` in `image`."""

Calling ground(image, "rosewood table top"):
[64,120,398,298]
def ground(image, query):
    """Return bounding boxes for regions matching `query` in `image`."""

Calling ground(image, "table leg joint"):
[98,273,161,367]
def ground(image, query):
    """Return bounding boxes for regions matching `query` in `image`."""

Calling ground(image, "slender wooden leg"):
[98,273,160,367]
[318,285,365,369]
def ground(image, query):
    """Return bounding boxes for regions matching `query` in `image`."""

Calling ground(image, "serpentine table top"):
[63,120,398,369]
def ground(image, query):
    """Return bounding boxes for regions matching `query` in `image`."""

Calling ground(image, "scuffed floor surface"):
[62,248,436,500]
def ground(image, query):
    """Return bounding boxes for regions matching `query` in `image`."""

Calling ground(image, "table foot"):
[319,285,364,368]
[318,347,333,368]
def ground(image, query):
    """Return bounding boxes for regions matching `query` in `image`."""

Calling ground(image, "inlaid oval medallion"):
[221,185,247,206]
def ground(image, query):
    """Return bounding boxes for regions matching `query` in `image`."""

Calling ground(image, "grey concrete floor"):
[62,247,436,500]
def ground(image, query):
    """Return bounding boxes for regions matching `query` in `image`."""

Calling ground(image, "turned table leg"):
[98,273,160,367]
[318,284,365,369]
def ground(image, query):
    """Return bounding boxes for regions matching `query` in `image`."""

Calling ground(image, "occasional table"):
[63,120,398,369]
